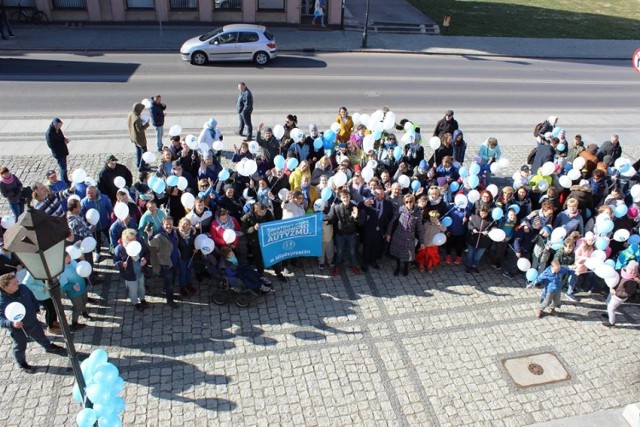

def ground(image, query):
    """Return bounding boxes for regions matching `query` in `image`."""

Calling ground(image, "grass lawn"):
[407,0,640,39]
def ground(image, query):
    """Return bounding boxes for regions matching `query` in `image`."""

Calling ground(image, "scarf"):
[216,215,234,230]
[0,174,14,185]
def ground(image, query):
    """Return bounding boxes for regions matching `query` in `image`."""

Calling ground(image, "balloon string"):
[21,327,28,338]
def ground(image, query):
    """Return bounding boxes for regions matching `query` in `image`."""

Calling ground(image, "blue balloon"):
[393,146,403,161]
[274,155,286,170]
[595,237,609,251]
[86,383,111,405]
[151,179,166,194]
[557,143,566,152]
[111,377,125,395]
[585,208,592,219]
[599,219,614,234]
[323,129,336,143]
[286,157,299,170]
[614,204,628,218]
[89,349,108,369]
[552,127,562,137]
[93,363,120,386]
[373,130,382,140]
[604,259,616,268]
[321,187,333,201]
[98,413,123,427]
[73,383,83,403]
[93,402,115,418]
[563,163,573,172]
[166,175,179,187]
[323,137,334,150]
[441,217,452,227]
[628,234,640,245]
[467,175,479,189]
[619,163,631,173]
[459,166,469,178]
[469,163,481,176]
[410,180,421,192]
[507,204,520,215]
[218,169,230,181]
[313,137,323,151]
[526,269,539,282]
[550,241,563,251]
[449,181,459,192]
[76,408,98,427]
[112,396,126,414]
[491,208,503,221]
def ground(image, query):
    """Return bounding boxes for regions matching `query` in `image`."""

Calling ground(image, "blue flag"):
[258,213,323,267]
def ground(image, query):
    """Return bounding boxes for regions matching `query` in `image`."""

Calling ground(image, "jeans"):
[8,201,24,221]
[178,258,192,288]
[70,293,87,323]
[335,233,357,268]
[161,265,176,302]
[238,110,253,140]
[135,145,148,169]
[11,323,52,365]
[54,155,69,184]
[41,298,58,328]
[466,245,486,267]
[539,291,562,311]
[154,126,164,151]
[125,276,146,304]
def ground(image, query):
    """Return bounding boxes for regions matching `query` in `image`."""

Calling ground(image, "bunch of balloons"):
[74,349,126,427]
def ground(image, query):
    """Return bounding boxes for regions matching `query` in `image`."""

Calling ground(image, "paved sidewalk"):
[0,24,637,59]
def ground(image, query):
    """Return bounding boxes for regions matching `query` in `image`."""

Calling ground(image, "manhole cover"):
[503,352,570,388]
[528,363,544,375]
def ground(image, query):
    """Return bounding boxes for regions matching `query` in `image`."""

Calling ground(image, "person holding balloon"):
[465,207,496,274]
[0,273,67,373]
[59,252,91,331]
[487,208,517,273]
[416,210,447,273]
[532,260,575,318]
[113,228,149,311]
[146,216,180,309]
[176,218,198,297]
[335,107,353,144]
[477,137,501,185]
[387,194,425,277]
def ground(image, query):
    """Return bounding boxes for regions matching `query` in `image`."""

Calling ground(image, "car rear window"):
[263,31,274,41]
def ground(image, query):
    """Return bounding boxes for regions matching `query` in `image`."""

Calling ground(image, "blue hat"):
[419,160,428,170]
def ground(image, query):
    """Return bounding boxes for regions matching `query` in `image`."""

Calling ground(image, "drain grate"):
[503,352,570,388]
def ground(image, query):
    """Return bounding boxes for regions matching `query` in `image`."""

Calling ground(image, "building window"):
[126,0,154,9]
[214,0,241,10]
[170,0,197,9]
[51,0,86,8]
[258,0,284,10]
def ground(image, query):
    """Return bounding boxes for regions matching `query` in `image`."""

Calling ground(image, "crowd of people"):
[1,95,639,372]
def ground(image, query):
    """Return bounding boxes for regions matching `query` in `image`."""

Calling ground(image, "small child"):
[219,246,273,293]
[114,228,150,311]
[59,253,91,331]
[490,209,517,274]
[531,260,575,318]
[416,210,447,272]
[531,226,553,273]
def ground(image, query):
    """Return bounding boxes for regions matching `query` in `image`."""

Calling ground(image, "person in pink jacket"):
[572,231,596,292]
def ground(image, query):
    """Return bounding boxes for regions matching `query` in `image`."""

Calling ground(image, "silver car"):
[180,24,277,66]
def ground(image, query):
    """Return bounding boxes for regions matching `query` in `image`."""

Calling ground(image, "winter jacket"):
[478,142,501,165]
[34,188,71,217]
[335,115,354,143]
[210,216,241,248]
[257,135,281,169]
[113,237,150,281]
[97,163,133,203]
[452,130,466,164]
[21,272,50,301]
[109,218,139,251]
[67,212,94,242]
[553,210,584,235]
[242,209,275,249]
[565,185,594,214]
[59,261,87,299]
[388,206,425,262]
[147,230,179,267]
[447,207,467,236]
[0,284,40,331]
[176,230,196,260]
[531,144,556,175]
[128,102,149,148]
[535,265,574,294]
[45,120,69,158]
[81,192,113,232]
[0,174,23,203]
[325,201,364,235]
[236,87,253,114]
[597,141,622,163]
[433,117,458,138]
[150,100,166,127]
[466,214,495,249]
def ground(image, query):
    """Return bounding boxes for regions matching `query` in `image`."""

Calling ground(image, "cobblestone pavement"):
[0,145,639,426]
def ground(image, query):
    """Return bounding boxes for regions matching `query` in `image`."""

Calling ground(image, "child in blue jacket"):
[60,255,91,331]
[531,260,575,318]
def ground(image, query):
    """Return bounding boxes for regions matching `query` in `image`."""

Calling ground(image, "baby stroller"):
[209,253,273,308]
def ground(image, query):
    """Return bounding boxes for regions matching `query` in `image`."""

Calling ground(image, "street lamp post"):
[4,207,91,408]
[361,0,371,48]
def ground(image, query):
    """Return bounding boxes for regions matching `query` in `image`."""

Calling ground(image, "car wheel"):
[253,51,269,66]
[191,51,208,66]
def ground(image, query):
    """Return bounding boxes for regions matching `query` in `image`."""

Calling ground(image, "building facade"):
[6,0,342,25]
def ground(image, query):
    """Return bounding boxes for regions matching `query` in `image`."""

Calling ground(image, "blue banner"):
[258,213,323,267]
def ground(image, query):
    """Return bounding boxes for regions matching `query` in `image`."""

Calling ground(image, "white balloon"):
[400,132,415,147]
[567,168,581,181]
[278,188,289,201]
[113,176,126,189]
[467,190,480,204]
[223,229,236,245]
[361,167,374,182]
[84,177,97,187]
[177,176,188,191]
[194,234,209,250]
[550,227,567,243]
[517,258,531,272]
[585,257,602,271]
[114,202,129,221]
[76,260,92,278]
[486,184,499,198]
[359,114,371,129]
[432,233,447,246]
[244,160,258,176]
[540,162,555,177]
[429,136,441,150]
[85,208,100,226]
[65,245,82,260]
[313,199,326,212]
[614,157,630,169]
[169,124,182,137]
[497,158,510,169]
[454,194,468,208]
[71,169,87,184]
[4,302,26,322]
[572,157,586,170]
[125,241,142,257]
[212,140,224,152]
[595,264,616,279]
[559,175,572,189]
[141,98,152,108]
[200,238,215,255]
[490,163,501,175]
[537,180,549,192]
[248,141,260,155]
[621,166,636,178]
[613,229,630,242]
[382,116,395,131]
[181,192,195,209]
[630,184,640,199]
[1,215,16,229]
[403,121,413,132]
[362,134,376,152]
[371,110,384,122]
[273,124,285,140]
[80,237,97,253]
[330,123,341,134]
[186,134,198,150]
[397,175,410,189]
[591,250,607,262]
[333,171,348,187]
[142,151,157,164]
[489,229,506,242]
[352,113,361,126]
[605,273,620,288]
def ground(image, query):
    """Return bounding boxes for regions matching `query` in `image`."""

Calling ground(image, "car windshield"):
[199,28,223,42]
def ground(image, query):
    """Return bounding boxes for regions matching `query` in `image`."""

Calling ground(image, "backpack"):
[526,147,537,165]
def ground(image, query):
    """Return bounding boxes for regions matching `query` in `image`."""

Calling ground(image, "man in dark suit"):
[359,186,394,272]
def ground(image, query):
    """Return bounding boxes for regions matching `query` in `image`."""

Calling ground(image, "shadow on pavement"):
[0,58,140,82]
[197,55,327,69]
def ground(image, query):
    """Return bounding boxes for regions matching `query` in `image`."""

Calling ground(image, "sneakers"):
[167,301,179,309]
[259,276,272,286]
[332,267,340,276]
[259,284,275,293]
[473,266,480,274]
[186,284,197,295]
[277,273,288,283]
[92,253,100,264]
[141,299,149,308]
[282,268,294,276]
[491,263,501,270]
[549,309,557,316]
[47,326,62,335]
[535,310,543,319]
[445,255,452,264]
[18,362,36,374]
[351,266,361,275]
[134,303,144,312]
[566,293,579,302]
[46,343,67,355]
[454,256,462,265]
[318,263,325,270]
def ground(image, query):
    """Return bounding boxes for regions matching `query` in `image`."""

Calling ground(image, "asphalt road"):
[0,51,638,154]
